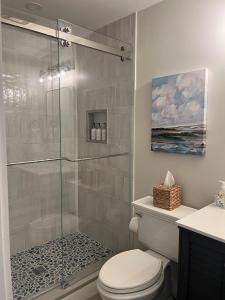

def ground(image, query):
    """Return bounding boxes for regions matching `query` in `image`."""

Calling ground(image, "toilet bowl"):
[97,249,170,300]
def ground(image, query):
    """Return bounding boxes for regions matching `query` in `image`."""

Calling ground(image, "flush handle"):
[135,212,142,218]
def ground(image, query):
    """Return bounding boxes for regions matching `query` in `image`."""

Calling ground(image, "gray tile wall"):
[75,14,135,252]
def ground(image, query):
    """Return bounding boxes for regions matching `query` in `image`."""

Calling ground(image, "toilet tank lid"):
[132,196,197,222]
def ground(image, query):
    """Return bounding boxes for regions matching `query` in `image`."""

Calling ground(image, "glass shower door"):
[58,21,133,285]
[2,21,64,299]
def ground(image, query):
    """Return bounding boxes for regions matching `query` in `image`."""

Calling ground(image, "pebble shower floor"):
[11,232,114,300]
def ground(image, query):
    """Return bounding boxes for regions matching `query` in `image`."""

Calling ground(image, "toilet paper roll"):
[129,216,140,233]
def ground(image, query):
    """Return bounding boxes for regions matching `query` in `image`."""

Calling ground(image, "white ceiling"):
[2,0,163,30]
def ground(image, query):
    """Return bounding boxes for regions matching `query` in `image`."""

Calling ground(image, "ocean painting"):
[151,70,207,155]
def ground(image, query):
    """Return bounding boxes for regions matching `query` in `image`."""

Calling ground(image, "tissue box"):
[153,184,182,210]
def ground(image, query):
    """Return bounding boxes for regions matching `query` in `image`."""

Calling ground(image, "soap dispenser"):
[215,180,225,208]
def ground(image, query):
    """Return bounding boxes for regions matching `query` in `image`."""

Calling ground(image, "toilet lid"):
[99,249,162,293]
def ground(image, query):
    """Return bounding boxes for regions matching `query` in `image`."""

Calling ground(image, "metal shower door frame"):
[1,17,131,61]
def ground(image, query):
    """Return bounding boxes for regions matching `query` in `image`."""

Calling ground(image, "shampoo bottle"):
[96,123,102,141]
[215,180,225,208]
[91,123,96,141]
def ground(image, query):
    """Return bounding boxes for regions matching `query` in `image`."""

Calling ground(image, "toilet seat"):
[98,249,163,294]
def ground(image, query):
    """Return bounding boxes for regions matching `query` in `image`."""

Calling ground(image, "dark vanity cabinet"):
[177,228,225,300]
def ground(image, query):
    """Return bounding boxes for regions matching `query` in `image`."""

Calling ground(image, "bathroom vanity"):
[177,204,225,300]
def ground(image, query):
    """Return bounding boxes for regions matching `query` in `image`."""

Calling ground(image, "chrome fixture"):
[60,39,72,47]
[60,25,72,47]
[1,15,31,25]
[39,61,73,83]
[121,46,125,62]
[60,26,72,34]
[135,212,143,218]
[1,17,131,60]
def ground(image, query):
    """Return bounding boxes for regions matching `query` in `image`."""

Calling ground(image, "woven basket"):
[153,184,182,210]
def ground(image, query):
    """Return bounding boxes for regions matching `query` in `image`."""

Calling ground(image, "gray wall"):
[76,14,135,251]
[135,0,225,209]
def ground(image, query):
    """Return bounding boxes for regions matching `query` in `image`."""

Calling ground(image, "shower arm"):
[6,152,129,167]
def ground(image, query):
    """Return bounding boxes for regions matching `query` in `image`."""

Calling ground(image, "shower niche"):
[87,109,108,144]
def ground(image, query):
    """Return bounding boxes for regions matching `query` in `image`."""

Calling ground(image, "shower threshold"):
[11,232,114,300]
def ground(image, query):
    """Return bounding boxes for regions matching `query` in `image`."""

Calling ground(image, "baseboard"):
[61,280,100,300]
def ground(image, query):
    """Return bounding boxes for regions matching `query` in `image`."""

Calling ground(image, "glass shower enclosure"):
[2,14,133,300]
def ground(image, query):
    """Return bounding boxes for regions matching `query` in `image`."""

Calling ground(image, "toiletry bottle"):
[215,180,225,208]
[91,123,96,141]
[96,123,102,141]
[101,123,107,141]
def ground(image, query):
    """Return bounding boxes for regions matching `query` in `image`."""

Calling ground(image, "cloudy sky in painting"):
[152,70,207,128]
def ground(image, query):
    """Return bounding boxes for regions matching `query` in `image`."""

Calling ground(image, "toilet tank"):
[132,196,196,262]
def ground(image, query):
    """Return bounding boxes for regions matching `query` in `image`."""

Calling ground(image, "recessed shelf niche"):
[86,109,107,144]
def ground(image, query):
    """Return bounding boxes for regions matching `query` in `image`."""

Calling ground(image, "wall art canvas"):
[151,69,207,155]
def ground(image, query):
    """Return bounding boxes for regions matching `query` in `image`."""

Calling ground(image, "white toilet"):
[97,196,196,300]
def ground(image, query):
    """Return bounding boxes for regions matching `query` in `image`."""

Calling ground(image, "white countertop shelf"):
[177,203,225,243]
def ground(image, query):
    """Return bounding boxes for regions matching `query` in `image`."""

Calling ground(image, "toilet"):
[97,196,196,300]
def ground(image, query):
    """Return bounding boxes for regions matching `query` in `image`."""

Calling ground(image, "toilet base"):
[154,267,172,300]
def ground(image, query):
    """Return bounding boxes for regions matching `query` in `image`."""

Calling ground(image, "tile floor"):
[11,232,113,300]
